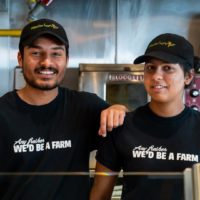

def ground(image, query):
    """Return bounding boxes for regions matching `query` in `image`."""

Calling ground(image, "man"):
[0,18,127,200]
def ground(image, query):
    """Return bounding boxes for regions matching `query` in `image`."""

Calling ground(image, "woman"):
[90,33,200,200]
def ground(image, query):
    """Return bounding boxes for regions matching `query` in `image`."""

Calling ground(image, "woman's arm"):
[90,162,118,200]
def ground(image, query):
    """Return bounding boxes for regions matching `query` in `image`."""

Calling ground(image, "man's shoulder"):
[60,87,108,109]
[0,91,16,117]
[60,87,98,97]
[0,91,15,104]
[60,87,104,103]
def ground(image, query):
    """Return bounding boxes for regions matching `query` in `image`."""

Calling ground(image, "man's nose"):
[40,55,52,67]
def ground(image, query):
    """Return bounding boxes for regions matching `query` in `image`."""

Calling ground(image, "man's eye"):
[31,52,40,56]
[52,52,62,57]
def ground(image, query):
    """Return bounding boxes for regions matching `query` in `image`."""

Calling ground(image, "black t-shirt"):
[96,104,200,200]
[0,87,109,200]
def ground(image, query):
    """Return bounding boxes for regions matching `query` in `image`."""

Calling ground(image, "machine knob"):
[190,89,199,97]
[191,105,199,111]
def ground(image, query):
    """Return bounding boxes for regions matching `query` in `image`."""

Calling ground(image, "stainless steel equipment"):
[79,63,148,174]
[192,163,200,200]
[79,63,147,111]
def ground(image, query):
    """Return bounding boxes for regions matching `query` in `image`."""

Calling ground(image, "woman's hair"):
[183,56,200,88]
[193,56,200,73]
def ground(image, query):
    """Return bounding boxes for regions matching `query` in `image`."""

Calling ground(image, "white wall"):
[0,0,200,96]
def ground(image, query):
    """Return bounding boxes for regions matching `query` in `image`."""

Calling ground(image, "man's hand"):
[98,104,128,137]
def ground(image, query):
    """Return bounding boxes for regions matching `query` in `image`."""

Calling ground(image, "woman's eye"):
[163,66,174,72]
[144,65,155,72]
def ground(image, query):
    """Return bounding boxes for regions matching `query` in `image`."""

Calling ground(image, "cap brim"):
[134,51,185,64]
[23,30,69,47]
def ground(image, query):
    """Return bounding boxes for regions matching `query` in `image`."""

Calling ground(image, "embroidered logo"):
[30,23,59,30]
[149,41,176,48]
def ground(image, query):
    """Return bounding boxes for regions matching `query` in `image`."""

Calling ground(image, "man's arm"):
[90,162,118,200]
[98,104,128,137]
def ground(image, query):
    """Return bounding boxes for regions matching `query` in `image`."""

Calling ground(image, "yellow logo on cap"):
[149,41,176,48]
[30,23,59,30]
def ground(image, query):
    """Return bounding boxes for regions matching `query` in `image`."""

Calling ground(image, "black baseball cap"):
[19,18,69,50]
[134,33,194,69]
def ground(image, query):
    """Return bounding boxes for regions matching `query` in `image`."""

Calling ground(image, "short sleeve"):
[96,129,121,172]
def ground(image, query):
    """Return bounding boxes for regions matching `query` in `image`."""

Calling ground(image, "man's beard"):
[24,76,59,90]
[22,67,64,91]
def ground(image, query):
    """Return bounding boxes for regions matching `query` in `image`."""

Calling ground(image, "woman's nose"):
[152,68,163,80]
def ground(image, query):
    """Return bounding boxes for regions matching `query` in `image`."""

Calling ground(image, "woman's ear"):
[185,69,194,86]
